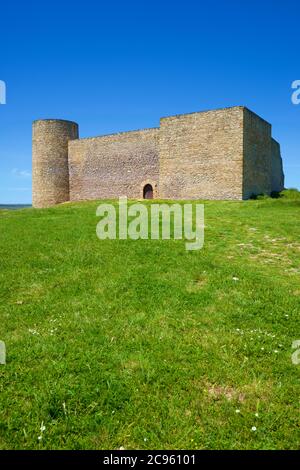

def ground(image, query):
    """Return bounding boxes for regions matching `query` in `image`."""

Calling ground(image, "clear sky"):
[0,0,299,204]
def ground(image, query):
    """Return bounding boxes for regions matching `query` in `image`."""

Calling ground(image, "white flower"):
[235,409,240,413]
[38,435,42,440]
[251,426,257,431]
[232,277,239,281]
[255,413,259,417]
[274,350,279,353]
[144,438,148,442]
[261,347,264,350]
[29,328,38,335]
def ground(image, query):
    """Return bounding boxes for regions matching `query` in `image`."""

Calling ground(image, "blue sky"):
[0,0,299,203]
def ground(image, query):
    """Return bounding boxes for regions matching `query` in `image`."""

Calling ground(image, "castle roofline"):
[33,106,271,140]
[160,105,271,127]
[75,126,159,142]
[33,119,78,126]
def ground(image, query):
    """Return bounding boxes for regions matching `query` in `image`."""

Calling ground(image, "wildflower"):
[255,413,259,417]
[235,409,240,413]
[251,426,257,432]
[29,328,38,335]
[232,277,239,281]
[38,421,46,441]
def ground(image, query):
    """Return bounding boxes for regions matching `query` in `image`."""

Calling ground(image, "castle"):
[32,106,284,208]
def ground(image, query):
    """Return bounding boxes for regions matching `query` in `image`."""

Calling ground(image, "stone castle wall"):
[32,106,285,207]
[242,109,284,198]
[68,128,159,201]
[159,107,244,200]
[271,139,284,193]
[243,108,272,199]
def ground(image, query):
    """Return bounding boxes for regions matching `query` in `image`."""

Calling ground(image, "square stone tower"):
[159,106,284,200]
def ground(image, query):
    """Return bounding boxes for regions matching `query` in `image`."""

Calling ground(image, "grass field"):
[0,190,300,450]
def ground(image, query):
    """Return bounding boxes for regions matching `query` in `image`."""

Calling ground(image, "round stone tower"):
[32,119,79,208]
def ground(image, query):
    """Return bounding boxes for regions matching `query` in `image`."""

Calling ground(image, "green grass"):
[0,190,300,450]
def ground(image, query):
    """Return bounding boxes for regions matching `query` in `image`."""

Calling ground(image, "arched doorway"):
[143,184,153,199]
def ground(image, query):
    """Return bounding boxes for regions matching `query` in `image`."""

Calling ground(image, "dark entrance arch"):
[143,184,153,199]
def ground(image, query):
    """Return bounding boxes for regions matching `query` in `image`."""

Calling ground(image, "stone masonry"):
[32,106,284,208]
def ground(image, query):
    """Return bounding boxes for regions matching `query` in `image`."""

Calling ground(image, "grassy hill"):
[0,191,300,450]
